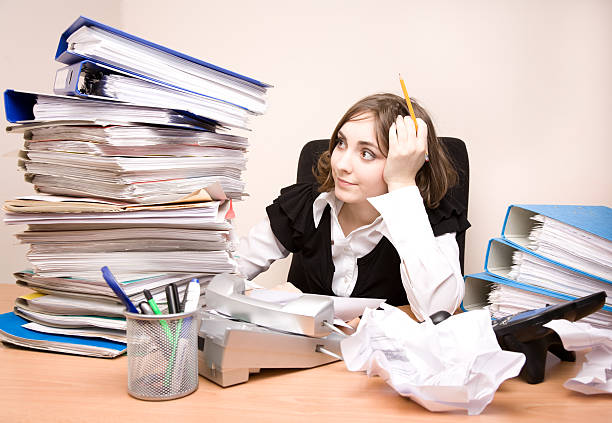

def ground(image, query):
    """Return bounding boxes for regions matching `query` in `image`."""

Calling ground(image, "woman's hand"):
[383,115,428,192]
[339,317,361,335]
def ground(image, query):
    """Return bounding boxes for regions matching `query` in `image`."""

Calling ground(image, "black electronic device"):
[492,291,606,384]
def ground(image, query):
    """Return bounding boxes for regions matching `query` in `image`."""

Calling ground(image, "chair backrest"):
[287,137,469,284]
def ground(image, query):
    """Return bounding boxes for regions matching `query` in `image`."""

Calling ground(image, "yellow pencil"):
[399,74,428,161]
[399,73,418,133]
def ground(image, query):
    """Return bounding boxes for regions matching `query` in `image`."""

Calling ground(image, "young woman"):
[237,93,470,320]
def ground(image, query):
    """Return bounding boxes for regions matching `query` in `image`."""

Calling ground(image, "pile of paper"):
[0,16,270,357]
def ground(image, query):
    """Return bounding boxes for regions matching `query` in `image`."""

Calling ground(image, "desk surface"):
[0,284,609,423]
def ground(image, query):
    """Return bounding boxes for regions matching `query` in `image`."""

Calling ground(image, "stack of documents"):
[1,15,271,357]
[462,205,612,328]
[7,115,249,202]
[2,188,235,351]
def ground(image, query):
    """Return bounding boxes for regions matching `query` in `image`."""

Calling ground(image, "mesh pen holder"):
[125,309,200,400]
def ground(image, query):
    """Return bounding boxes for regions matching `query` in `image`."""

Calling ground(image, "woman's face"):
[330,114,388,205]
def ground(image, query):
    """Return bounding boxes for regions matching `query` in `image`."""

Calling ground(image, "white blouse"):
[236,186,465,321]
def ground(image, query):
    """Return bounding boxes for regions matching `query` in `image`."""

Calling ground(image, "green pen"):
[143,289,172,340]
[143,289,181,387]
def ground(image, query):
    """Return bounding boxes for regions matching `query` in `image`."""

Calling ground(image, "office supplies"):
[13,306,126,330]
[2,283,609,419]
[6,121,249,149]
[183,278,201,313]
[492,291,606,384]
[22,321,125,343]
[143,288,173,342]
[15,291,124,317]
[485,238,611,307]
[101,266,138,313]
[4,89,217,130]
[180,284,190,312]
[198,310,343,387]
[125,308,199,400]
[165,284,179,314]
[399,74,418,131]
[462,272,612,328]
[501,204,612,280]
[13,270,207,300]
[54,60,251,129]
[398,74,428,162]
[143,289,163,315]
[0,311,125,358]
[205,273,335,337]
[55,16,270,114]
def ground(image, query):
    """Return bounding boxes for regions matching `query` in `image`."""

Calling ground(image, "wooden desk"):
[0,284,609,422]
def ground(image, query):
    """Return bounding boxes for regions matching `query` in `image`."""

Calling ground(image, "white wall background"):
[1,0,611,287]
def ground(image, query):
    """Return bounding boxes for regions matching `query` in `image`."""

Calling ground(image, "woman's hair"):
[315,93,457,209]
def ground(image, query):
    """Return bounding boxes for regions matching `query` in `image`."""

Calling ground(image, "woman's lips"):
[337,177,356,187]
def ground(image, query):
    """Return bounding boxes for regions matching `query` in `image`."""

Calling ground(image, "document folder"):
[55,16,271,114]
[0,311,126,358]
[56,16,270,88]
[501,204,612,246]
[53,60,251,129]
[4,89,216,130]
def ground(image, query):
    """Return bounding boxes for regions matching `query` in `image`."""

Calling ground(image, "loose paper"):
[341,305,525,415]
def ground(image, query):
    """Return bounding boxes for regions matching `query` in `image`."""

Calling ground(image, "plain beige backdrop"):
[1,0,611,288]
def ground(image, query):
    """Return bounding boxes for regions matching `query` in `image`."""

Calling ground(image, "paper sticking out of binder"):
[55,16,271,114]
[463,204,612,329]
[53,60,251,129]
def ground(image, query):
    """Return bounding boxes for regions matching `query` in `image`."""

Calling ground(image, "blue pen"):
[101,266,139,313]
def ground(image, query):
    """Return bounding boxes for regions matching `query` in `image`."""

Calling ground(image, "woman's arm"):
[368,187,464,321]
[236,216,290,281]
[377,115,464,320]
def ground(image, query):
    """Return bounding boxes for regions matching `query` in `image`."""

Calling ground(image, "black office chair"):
[287,137,470,284]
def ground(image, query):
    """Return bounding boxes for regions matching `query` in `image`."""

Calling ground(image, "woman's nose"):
[335,150,353,173]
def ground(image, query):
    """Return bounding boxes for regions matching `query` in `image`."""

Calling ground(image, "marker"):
[143,289,163,315]
[165,284,179,314]
[143,289,173,340]
[183,278,201,313]
[101,266,138,313]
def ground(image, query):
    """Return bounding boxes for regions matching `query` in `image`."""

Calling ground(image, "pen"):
[170,283,180,313]
[399,74,428,162]
[179,284,189,312]
[101,266,139,313]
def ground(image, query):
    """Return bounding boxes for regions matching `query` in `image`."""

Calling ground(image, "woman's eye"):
[361,150,375,160]
[336,139,346,149]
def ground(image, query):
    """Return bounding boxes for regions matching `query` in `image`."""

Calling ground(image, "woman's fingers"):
[388,121,398,154]
[415,117,428,157]
[395,115,409,146]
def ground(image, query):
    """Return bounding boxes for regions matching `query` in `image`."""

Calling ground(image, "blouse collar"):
[312,190,384,231]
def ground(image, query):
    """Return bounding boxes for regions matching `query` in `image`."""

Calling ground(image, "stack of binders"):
[0,16,271,357]
[462,205,612,328]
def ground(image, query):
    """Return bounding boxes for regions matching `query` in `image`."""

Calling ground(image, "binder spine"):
[463,271,612,313]
[55,16,271,88]
[4,90,37,122]
[488,237,612,286]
